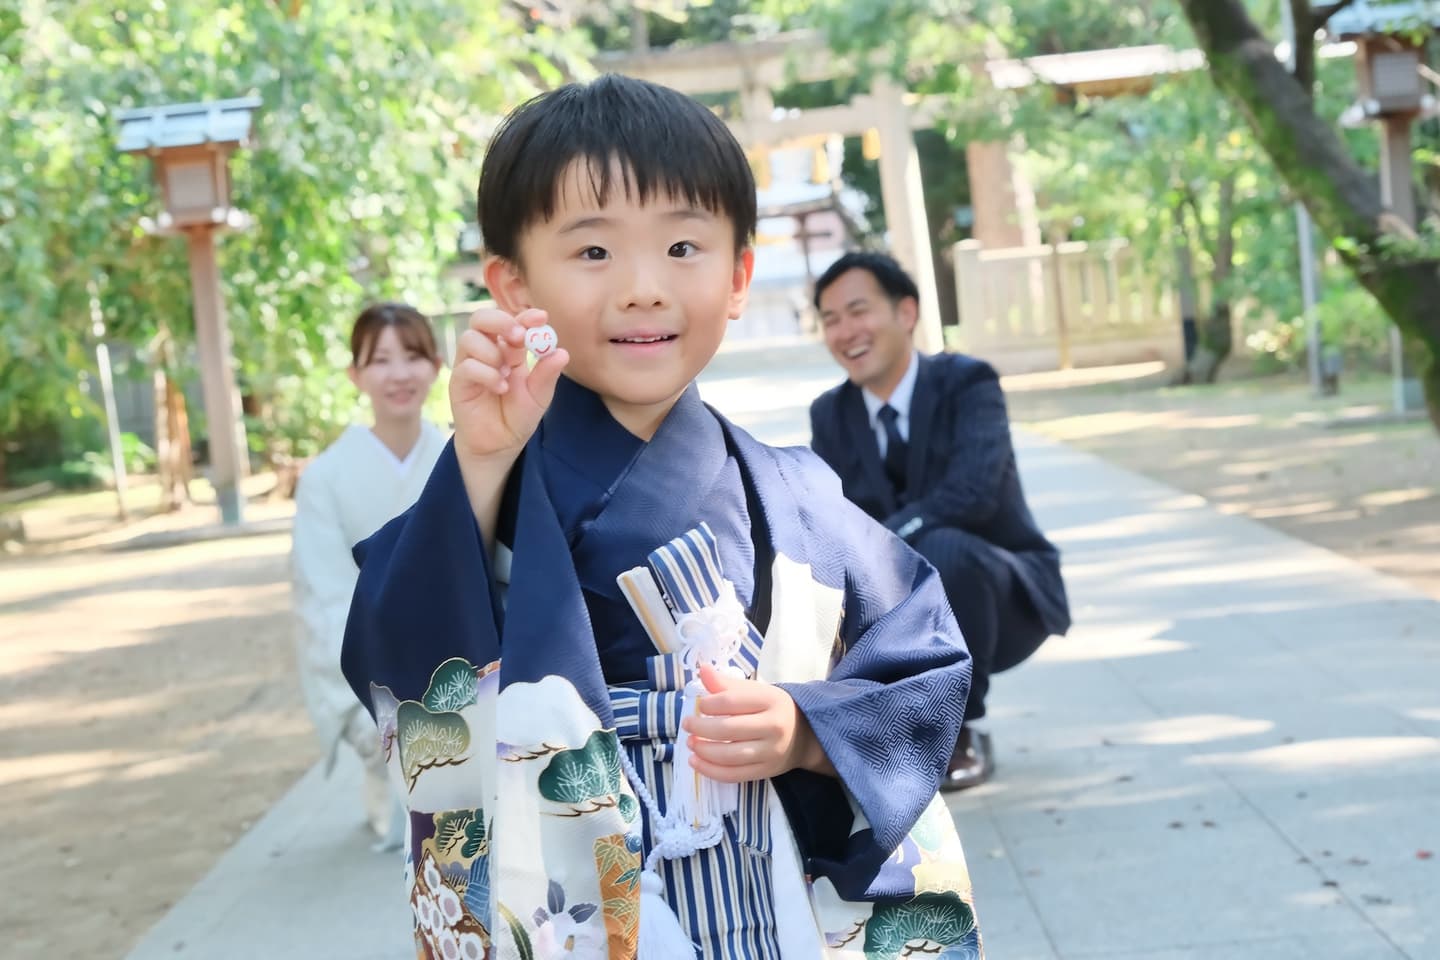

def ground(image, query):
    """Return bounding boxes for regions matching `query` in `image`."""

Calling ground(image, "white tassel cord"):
[614,574,753,958]
[638,870,696,958]
[619,749,726,959]
[667,585,747,829]
[667,677,739,830]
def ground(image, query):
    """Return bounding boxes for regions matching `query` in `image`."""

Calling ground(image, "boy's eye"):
[668,241,697,258]
[580,246,608,261]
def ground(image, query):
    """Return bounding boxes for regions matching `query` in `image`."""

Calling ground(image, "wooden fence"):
[951,239,1184,373]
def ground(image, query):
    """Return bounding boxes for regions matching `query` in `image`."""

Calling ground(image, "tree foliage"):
[1180,0,1440,428]
[764,0,1407,384]
[1,1,589,482]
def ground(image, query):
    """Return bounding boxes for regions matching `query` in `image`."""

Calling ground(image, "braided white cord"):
[617,748,725,872]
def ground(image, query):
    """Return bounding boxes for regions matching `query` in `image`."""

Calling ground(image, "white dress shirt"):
[860,351,920,457]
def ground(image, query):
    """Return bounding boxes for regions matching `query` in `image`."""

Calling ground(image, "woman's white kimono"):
[291,421,447,843]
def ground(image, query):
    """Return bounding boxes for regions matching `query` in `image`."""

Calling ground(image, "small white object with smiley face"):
[524,324,559,359]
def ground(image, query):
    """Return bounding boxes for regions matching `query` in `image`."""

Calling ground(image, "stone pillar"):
[966,139,1043,251]
[871,77,944,353]
[952,240,985,332]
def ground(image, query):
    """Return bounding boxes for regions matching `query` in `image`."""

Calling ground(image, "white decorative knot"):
[649,814,726,868]
[674,583,747,670]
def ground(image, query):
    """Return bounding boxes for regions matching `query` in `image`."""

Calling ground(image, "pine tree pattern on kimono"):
[342,380,984,959]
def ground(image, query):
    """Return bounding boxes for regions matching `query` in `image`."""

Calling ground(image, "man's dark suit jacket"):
[810,351,1071,638]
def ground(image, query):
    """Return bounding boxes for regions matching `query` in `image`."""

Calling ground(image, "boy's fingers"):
[696,686,770,718]
[513,307,550,330]
[689,738,766,768]
[522,348,570,409]
[467,309,525,344]
[451,358,509,396]
[689,756,766,784]
[683,712,770,742]
[697,663,729,696]
[455,328,505,368]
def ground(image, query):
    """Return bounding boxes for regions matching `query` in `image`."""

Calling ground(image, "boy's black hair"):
[478,74,757,261]
[813,251,920,311]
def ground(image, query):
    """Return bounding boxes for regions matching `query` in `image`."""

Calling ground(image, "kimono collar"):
[540,375,646,494]
[563,380,741,605]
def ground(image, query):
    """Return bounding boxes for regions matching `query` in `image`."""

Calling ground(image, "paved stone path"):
[125,341,1440,959]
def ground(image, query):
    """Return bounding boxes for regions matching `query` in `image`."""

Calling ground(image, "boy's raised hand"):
[682,664,836,782]
[450,307,569,464]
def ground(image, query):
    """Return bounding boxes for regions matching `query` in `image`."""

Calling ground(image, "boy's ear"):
[483,255,532,315]
[727,247,756,320]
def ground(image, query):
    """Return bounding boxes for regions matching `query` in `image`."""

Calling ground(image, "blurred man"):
[809,252,1071,790]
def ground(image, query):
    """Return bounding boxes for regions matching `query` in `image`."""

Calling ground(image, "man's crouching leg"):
[909,525,1044,790]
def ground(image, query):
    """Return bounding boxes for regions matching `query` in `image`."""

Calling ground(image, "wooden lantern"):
[115,97,259,230]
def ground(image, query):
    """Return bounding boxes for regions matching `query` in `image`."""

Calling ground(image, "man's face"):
[817,267,916,394]
[494,160,753,436]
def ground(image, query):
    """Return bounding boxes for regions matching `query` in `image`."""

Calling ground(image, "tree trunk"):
[1174,220,1200,383]
[1189,175,1238,384]
[1181,0,1440,429]
[1189,304,1234,384]
[152,340,195,512]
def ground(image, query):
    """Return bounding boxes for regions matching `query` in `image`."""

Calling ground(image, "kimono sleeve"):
[774,463,971,900]
[340,440,505,714]
[291,463,359,671]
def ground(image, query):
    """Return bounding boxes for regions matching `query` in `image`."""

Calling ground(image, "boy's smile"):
[487,160,754,440]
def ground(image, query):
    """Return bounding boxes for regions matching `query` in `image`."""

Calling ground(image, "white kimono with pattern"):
[291,421,447,836]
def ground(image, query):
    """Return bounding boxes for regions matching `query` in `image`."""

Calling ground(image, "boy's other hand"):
[682,664,835,782]
[450,307,569,465]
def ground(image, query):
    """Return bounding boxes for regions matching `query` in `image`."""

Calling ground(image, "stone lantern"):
[1325,1,1440,413]
[116,97,259,524]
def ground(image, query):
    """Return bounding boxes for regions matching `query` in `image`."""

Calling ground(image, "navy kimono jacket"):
[341,376,983,959]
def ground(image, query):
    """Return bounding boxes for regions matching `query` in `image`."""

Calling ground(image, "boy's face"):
[487,160,754,437]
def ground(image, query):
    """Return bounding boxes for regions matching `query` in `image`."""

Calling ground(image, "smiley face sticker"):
[524,324,559,359]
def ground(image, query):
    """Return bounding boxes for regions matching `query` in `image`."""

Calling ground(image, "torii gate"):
[602,33,951,353]
[603,33,1206,354]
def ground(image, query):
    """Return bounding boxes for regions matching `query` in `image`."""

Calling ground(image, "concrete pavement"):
[125,341,1440,959]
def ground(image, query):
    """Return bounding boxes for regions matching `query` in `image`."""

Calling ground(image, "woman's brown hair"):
[350,302,441,368]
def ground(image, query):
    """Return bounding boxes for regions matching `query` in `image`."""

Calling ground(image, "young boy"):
[342,74,983,960]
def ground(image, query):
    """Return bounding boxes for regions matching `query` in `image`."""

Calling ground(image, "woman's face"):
[349,325,440,424]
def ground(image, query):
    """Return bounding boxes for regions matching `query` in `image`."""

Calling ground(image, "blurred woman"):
[291,302,447,849]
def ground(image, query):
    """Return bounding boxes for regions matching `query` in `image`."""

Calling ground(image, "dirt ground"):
[1004,364,1440,602]
[0,533,315,959]
[1,363,1437,959]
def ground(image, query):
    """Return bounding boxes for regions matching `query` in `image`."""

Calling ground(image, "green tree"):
[0,1,589,487]
[760,1,1387,383]
[1179,0,1440,429]
[583,3,978,322]
[770,2,1275,378]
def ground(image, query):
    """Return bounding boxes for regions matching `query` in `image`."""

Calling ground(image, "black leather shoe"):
[941,727,994,792]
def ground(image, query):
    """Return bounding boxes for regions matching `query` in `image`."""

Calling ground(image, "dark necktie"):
[877,404,908,495]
